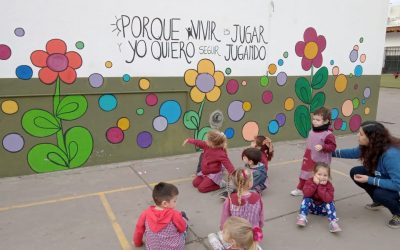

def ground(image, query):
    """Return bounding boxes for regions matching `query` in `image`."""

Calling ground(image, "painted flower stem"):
[195,100,205,139]
[53,77,66,154]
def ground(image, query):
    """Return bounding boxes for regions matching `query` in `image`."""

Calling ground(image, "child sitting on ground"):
[133,182,187,249]
[220,148,267,199]
[220,168,264,229]
[208,216,263,250]
[250,135,274,173]
[296,162,342,233]
[291,107,336,196]
[183,129,236,193]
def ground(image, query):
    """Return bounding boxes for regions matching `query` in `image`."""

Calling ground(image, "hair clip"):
[252,227,263,241]
[242,169,247,179]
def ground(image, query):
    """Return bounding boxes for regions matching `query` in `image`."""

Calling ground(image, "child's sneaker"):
[387,214,400,229]
[364,202,382,211]
[296,214,307,227]
[329,220,342,233]
[290,189,303,196]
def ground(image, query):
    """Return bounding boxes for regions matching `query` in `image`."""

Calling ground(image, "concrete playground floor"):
[1,87,400,250]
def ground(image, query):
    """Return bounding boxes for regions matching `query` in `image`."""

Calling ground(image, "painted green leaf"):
[197,126,211,141]
[28,143,69,173]
[310,92,326,113]
[56,95,88,121]
[22,109,60,138]
[183,111,200,130]
[294,105,311,138]
[311,66,328,90]
[295,77,312,104]
[64,126,93,168]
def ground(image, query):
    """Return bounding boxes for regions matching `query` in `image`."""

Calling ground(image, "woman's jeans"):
[350,166,400,215]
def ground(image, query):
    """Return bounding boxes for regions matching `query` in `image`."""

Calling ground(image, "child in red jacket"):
[296,162,341,233]
[183,129,236,193]
[133,182,187,249]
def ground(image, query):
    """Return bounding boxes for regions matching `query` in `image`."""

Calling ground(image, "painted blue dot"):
[224,127,234,139]
[362,99,366,105]
[330,60,334,65]
[331,108,339,120]
[354,65,363,77]
[99,94,117,112]
[268,120,279,135]
[122,74,131,82]
[341,121,347,131]
[16,65,33,80]
[159,100,181,124]
[278,59,284,66]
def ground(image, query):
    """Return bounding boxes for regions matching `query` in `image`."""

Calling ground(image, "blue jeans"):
[299,197,338,221]
[350,166,400,215]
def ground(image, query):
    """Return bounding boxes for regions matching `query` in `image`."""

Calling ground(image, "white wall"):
[0,0,389,77]
[385,32,400,47]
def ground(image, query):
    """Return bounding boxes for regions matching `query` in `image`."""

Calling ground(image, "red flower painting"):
[30,39,82,84]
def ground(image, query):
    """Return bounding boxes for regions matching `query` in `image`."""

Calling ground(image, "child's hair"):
[313,162,331,179]
[242,148,262,165]
[230,168,253,205]
[313,107,331,123]
[223,216,259,250]
[152,182,179,206]
[254,135,274,160]
[207,129,227,148]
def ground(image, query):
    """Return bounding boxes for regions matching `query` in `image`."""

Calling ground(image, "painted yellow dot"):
[304,42,318,59]
[117,117,130,131]
[335,74,347,93]
[242,101,252,112]
[364,107,370,115]
[268,64,277,75]
[105,61,113,68]
[139,78,150,90]
[284,97,295,111]
[1,100,18,114]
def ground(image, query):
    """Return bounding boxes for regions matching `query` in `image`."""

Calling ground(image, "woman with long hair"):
[333,121,400,229]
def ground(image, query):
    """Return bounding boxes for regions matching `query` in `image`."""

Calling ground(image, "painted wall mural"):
[0,0,387,177]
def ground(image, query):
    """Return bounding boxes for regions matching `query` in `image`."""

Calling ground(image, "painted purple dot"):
[349,114,362,132]
[146,93,158,106]
[349,50,358,62]
[227,101,245,122]
[106,127,124,144]
[47,54,68,72]
[364,87,371,98]
[153,116,168,132]
[137,131,152,148]
[276,113,286,126]
[262,90,273,104]
[226,79,239,95]
[195,73,215,93]
[89,73,104,88]
[2,133,24,152]
[276,72,288,86]
[14,28,25,37]
[0,44,12,60]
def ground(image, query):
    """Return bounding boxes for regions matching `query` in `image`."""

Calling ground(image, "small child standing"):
[208,216,263,250]
[133,182,187,249]
[250,135,274,173]
[291,107,336,196]
[183,129,235,193]
[220,168,264,229]
[296,162,342,233]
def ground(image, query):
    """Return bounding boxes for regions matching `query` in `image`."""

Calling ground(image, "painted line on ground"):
[0,159,346,212]
[99,193,132,250]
